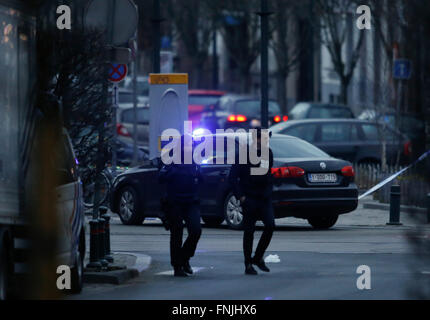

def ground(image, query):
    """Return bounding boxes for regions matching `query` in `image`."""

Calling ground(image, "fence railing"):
[354,163,429,208]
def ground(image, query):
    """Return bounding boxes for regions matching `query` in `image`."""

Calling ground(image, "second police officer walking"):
[229,128,275,275]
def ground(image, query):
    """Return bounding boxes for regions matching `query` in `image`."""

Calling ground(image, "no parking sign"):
[108,63,128,83]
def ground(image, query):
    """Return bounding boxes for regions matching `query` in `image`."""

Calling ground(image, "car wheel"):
[118,186,144,225]
[202,216,224,227]
[70,250,83,294]
[224,193,244,230]
[308,215,338,230]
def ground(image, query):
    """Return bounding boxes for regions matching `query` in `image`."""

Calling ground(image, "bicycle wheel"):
[83,172,111,209]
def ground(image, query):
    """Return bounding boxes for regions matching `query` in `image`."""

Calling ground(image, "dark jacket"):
[229,147,274,200]
[159,163,203,203]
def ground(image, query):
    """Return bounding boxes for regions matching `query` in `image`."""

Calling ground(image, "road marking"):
[265,254,280,263]
[155,267,206,276]
[421,271,430,275]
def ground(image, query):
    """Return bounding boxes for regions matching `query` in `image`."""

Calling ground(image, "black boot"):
[252,257,270,272]
[174,266,188,277]
[245,264,258,275]
[183,261,193,275]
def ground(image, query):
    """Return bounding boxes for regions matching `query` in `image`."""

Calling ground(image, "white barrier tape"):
[358,150,430,200]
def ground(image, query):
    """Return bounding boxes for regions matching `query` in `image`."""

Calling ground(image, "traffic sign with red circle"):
[108,63,128,83]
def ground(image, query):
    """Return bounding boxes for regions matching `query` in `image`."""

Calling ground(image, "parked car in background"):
[358,109,426,155]
[116,105,150,147]
[270,119,411,165]
[109,133,358,230]
[188,89,225,129]
[116,88,149,106]
[200,94,286,132]
[289,102,355,120]
[122,76,150,97]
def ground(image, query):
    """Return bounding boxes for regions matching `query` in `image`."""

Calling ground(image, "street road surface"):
[73,209,430,300]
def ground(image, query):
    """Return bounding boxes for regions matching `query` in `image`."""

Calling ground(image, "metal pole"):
[387,185,402,225]
[132,51,138,166]
[212,30,218,90]
[112,84,118,174]
[152,0,161,73]
[258,0,271,129]
[427,193,430,224]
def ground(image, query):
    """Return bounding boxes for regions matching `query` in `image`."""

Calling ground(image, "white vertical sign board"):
[149,74,189,160]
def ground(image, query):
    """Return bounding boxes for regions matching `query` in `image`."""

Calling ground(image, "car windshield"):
[270,137,329,158]
[121,108,150,124]
[189,95,222,106]
[235,100,281,116]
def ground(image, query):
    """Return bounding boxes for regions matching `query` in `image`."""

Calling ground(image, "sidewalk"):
[275,195,430,228]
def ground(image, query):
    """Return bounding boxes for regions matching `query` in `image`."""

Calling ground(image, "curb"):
[363,202,427,214]
[83,252,152,285]
[84,268,139,285]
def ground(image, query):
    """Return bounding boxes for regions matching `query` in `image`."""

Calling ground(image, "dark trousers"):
[242,197,275,266]
[168,201,202,267]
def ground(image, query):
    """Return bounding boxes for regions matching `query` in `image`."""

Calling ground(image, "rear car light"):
[236,115,247,122]
[227,114,247,122]
[116,123,131,137]
[274,115,281,123]
[271,166,305,178]
[404,141,412,156]
[341,166,355,177]
[283,115,288,122]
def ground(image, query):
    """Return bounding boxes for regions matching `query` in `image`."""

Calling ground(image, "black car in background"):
[289,102,355,120]
[200,94,286,132]
[109,133,358,230]
[270,119,411,165]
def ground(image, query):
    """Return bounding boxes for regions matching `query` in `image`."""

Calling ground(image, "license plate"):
[308,173,337,183]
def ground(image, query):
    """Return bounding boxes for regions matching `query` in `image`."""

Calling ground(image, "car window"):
[234,100,281,116]
[361,124,379,141]
[121,108,149,124]
[270,137,329,158]
[309,106,353,119]
[283,124,317,143]
[289,103,309,120]
[320,123,357,142]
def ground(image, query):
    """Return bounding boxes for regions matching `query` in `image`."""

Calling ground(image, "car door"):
[198,142,231,215]
[314,122,359,162]
[358,123,384,163]
[56,131,82,267]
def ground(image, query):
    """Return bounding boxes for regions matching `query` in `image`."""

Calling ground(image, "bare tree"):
[210,0,261,93]
[315,0,365,105]
[166,0,213,88]
[271,0,312,114]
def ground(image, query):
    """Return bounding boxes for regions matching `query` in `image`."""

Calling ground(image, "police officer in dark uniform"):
[159,135,202,277]
[229,128,275,275]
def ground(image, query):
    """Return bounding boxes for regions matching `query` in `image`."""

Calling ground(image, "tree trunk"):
[340,79,348,105]
[276,71,288,115]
